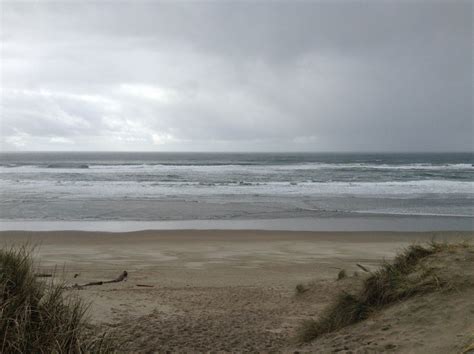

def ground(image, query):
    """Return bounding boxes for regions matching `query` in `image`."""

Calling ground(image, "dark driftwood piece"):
[71,271,128,288]
[34,273,53,278]
[356,264,371,273]
[136,284,154,288]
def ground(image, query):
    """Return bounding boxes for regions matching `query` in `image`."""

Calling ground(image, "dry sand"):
[1,230,473,352]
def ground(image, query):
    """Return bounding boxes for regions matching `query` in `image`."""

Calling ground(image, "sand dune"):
[1,230,472,352]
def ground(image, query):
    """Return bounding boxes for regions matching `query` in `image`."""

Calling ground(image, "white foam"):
[1,162,472,173]
[1,179,473,199]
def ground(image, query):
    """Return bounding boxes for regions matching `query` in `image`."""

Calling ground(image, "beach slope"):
[0,230,472,352]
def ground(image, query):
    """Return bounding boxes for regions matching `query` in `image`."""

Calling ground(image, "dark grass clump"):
[297,242,452,342]
[295,283,308,294]
[337,269,347,280]
[0,246,110,353]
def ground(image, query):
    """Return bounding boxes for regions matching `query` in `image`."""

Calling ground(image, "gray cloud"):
[1,1,472,151]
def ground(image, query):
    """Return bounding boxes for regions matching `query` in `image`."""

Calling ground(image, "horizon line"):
[0,150,472,154]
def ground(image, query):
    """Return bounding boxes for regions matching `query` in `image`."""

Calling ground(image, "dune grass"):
[337,269,347,280]
[295,283,309,294]
[0,246,109,353]
[297,242,459,342]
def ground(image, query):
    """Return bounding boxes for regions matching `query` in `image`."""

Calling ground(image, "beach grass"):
[0,245,109,353]
[295,283,308,294]
[296,241,462,342]
[337,269,347,280]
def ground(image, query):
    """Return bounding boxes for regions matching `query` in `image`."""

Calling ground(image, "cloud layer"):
[1,1,472,151]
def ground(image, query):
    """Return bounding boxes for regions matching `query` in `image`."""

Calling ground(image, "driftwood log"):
[356,264,371,273]
[71,271,128,288]
[34,273,53,278]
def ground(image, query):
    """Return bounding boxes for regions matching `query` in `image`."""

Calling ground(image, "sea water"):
[0,152,472,230]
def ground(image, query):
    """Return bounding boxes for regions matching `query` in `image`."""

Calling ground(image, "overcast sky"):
[0,1,472,152]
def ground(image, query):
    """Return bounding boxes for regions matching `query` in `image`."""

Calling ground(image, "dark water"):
[0,152,473,224]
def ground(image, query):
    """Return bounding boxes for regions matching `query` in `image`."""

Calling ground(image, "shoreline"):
[1,230,473,244]
[1,214,473,232]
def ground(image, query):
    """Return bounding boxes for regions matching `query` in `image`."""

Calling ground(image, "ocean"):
[0,152,473,231]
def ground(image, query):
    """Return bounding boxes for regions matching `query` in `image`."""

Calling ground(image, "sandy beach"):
[1,230,473,352]
[2,230,470,288]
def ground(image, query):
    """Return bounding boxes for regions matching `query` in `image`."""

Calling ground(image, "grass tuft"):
[297,242,456,342]
[295,283,308,294]
[0,245,111,353]
[337,269,347,280]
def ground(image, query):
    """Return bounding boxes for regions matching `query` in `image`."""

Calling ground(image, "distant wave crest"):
[46,163,89,169]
